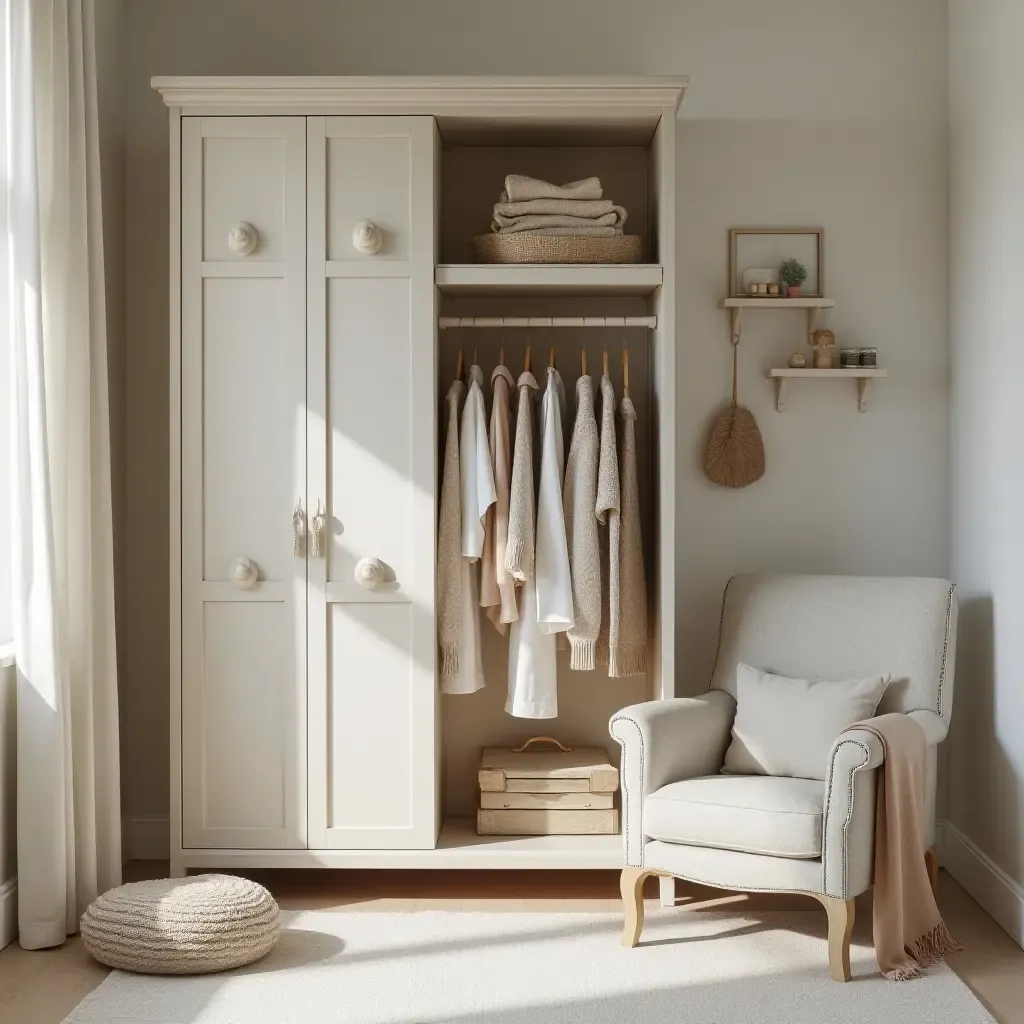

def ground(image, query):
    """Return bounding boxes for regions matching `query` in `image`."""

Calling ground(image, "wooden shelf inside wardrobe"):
[435,264,664,296]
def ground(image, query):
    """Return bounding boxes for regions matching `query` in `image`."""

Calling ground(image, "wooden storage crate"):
[477,738,619,836]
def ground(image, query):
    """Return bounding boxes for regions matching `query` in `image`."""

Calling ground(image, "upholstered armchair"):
[610,574,957,981]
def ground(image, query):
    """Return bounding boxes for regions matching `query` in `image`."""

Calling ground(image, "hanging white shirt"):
[535,366,574,635]
[505,369,557,718]
[444,365,495,695]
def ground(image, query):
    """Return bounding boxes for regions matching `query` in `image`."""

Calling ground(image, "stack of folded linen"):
[490,175,627,237]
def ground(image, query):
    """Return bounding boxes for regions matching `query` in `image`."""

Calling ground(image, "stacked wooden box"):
[476,738,620,836]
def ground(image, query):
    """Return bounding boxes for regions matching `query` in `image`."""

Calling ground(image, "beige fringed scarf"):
[505,371,540,581]
[563,375,601,670]
[855,713,961,980]
[611,394,647,676]
[437,380,465,677]
[481,366,518,631]
[595,376,619,668]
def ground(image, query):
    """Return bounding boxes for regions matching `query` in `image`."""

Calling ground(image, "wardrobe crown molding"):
[151,75,688,124]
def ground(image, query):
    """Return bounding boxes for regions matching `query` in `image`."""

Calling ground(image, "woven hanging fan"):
[705,338,765,488]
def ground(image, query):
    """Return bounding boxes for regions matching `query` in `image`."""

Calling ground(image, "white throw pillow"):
[721,663,890,781]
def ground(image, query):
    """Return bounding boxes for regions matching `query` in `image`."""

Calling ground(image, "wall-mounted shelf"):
[767,368,887,412]
[437,264,663,296]
[720,296,836,344]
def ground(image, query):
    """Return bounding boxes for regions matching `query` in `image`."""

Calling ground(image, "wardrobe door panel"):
[181,116,307,850]
[200,602,293,830]
[307,116,439,850]
[325,134,411,262]
[202,136,286,262]
[328,604,415,830]
[202,278,291,581]
[325,277,412,585]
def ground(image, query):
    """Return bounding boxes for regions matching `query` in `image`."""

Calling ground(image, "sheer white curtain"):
[3,0,120,949]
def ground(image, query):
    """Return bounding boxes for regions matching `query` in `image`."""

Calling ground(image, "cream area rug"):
[65,910,993,1023]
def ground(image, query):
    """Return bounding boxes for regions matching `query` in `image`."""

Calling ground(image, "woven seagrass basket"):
[472,233,643,265]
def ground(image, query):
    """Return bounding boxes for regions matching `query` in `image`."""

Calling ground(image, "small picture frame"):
[729,227,825,298]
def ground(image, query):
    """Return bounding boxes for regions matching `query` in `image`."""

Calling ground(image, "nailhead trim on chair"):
[820,737,872,900]
[707,575,736,688]
[937,583,955,718]
[609,715,644,869]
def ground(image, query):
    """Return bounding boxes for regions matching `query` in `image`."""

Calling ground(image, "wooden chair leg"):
[820,896,855,982]
[924,846,939,896]
[620,868,654,948]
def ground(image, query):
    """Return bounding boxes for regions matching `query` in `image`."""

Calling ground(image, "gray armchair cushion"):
[721,662,890,780]
[645,775,825,858]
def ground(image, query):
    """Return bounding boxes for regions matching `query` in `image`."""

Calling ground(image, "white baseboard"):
[937,817,1024,948]
[0,877,17,949]
[123,815,170,862]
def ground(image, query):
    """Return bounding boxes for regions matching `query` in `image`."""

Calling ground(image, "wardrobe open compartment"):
[431,107,679,863]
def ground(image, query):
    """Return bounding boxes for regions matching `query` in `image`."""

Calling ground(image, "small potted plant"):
[779,258,808,297]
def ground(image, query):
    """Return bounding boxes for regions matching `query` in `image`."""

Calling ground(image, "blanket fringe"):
[883,921,963,981]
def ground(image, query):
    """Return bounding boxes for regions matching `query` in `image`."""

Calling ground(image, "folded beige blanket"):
[492,212,626,234]
[855,713,961,980]
[493,198,621,220]
[502,175,603,202]
[500,226,623,238]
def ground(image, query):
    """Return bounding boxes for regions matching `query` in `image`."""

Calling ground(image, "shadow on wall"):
[950,596,1022,887]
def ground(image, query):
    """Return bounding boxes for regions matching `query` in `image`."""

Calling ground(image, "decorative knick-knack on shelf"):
[779,258,808,298]
[788,351,806,368]
[811,328,835,369]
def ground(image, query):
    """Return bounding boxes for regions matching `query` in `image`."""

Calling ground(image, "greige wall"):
[122,0,950,834]
[948,0,1024,934]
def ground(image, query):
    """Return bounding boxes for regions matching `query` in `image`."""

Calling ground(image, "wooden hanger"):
[455,348,463,382]
[524,344,532,373]
[622,346,630,398]
[602,348,609,379]
[581,348,587,376]
[548,346,556,369]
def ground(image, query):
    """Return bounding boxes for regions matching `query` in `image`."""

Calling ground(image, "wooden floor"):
[0,864,1019,1023]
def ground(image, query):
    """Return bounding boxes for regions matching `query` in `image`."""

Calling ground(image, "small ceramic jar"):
[840,348,860,369]
[859,347,878,367]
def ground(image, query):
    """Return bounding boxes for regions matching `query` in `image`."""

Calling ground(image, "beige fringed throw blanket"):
[856,713,961,980]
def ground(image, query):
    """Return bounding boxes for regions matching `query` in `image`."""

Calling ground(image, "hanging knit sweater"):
[563,374,601,670]
[611,394,648,677]
[595,375,620,668]
[437,380,465,679]
[505,370,540,581]
[481,365,518,631]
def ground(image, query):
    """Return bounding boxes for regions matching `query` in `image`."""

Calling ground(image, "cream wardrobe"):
[156,77,685,875]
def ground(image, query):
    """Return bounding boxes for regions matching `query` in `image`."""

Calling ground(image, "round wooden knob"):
[230,556,259,589]
[352,220,382,255]
[354,557,385,590]
[227,222,257,255]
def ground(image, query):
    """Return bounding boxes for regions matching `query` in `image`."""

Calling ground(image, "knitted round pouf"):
[81,874,279,974]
